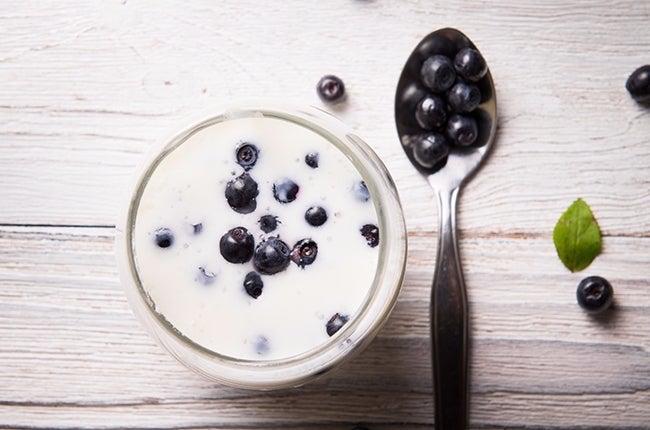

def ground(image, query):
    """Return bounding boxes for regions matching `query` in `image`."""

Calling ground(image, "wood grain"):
[1,0,649,428]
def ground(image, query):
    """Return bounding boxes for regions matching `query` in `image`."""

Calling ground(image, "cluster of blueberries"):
[405,47,488,172]
[153,141,379,339]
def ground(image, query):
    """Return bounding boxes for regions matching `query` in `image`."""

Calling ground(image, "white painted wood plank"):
[0,0,649,236]
[0,226,648,428]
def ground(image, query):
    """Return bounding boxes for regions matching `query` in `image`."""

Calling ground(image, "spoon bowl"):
[394,28,497,429]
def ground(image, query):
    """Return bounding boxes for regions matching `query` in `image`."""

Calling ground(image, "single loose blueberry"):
[225,173,259,214]
[626,65,650,103]
[353,180,370,202]
[317,75,346,103]
[447,82,481,113]
[154,227,174,248]
[577,276,613,313]
[446,114,478,147]
[412,133,449,169]
[305,152,319,168]
[235,142,259,170]
[290,238,318,268]
[326,313,349,336]
[415,95,447,130]
[196,266,216,285]
[305,206,328,227]
[253,236,291,275]
[360,224,379,248]
[219,227,255,264]
[243,271,264,299]
[454,48,487,82]
[421,55,456,93]
[258,215,280,233]
[273,178,299,203]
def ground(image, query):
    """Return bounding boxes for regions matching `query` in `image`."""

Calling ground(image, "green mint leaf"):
[553,198,602,272]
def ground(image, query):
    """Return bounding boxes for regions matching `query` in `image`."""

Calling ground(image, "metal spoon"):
[394,28,497,429]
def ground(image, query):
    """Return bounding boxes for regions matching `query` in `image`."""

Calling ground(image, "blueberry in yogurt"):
[290,239,318,268]
[305,206,328,227]
[225,173,258,214]
[415,94,447,130]
[446,114,478,147]
[454,48,487,82]
[360,224,379,248]
[219,227,255,264]
[353,180,370,202]
[154,227,174,249]
[421,55,456,93]
[447,82,481,113]
[191,222,203,235]
[196,266,216,285]
[253,236,291,275]
[326,313,349,336]
[305,152,319,168]
[273,178,299,203]
[244,271,264,299]
[235,142,259,170]
[258,214,280,233]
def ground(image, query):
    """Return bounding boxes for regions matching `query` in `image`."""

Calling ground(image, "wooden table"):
[1,1,649,428]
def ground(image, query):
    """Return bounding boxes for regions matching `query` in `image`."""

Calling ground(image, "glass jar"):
[115,105,407,389]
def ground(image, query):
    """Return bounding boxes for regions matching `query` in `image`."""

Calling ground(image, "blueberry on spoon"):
[421,55,456,93]
[454,48,487,82]
[412,133,449,169]
[447,82,481,113]
[415,95,447,129]
[446,114,478,147]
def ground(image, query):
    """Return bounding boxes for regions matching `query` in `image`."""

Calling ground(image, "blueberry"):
[317,75,346,103]
[154,227,174,248]
[258,215,280,233]
[254,335,270,355]
[225,173,258,214]
[326,313,349,336]
[305,206,328,227]
[305,152,319,168]
[243,271,264,299]
[446,114,478,147]
[290,239,318,268]
[235,142,259,170]
[253,236,291,275]
[360,224,379,247]
[196,266,216,285]
[219,227,255,264]
[577,276,613,313]
[421,55,456,93]
[191,223,203,235]
[447,82,481,113]
[412,133,449,169]
[626,65,650,103]
[454,48,487,82]
[415,95,447,130]
[273,178,299,203]
[353,180,370,202]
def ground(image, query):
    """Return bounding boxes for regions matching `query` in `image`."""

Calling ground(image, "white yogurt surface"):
[133,115,380,360]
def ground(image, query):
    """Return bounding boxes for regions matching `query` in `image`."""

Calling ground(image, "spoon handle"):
[431,187,469,429]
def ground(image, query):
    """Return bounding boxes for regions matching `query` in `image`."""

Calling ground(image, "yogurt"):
[132,115,380,361]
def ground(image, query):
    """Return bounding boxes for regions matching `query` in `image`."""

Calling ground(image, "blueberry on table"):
[415,94,447,130]
[353,180,370,202]
[454,48,487,82]
[243,271,264,299]
[326,313,349,336]
[305,152,320,168]
[273,178,299,203]
[446,114,478,147]
[626,65,650,103]
[290,239,318,268]
[225,173,259,214]
[219,227,255,264]
[305,206,328,227]
[235,142,259,170]
[421,55,456,93]
[154,227,174,248]
[360,224,379,247]
[412,133,449,169]
[577,276,613,313]
[258,214,280,233]
[253,236,291,275]
[447,82,481,113]
[317,75,346,103]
